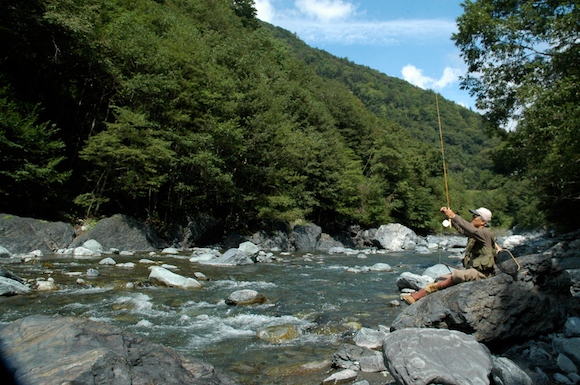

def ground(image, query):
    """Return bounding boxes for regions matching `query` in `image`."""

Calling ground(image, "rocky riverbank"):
[1,212,579,384]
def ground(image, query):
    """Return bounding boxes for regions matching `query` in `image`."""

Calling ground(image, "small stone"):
[322,369,358,384]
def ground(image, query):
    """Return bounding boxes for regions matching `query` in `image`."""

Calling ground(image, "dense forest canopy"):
[454,0,580,231]
[0,0,572,234]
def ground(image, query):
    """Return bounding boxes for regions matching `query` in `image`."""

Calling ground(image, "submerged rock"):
[256,325,300,343]
[225,289,266,306]
[0,315,239,385]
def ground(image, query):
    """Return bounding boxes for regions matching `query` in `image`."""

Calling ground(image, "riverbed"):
[0,248,456,384]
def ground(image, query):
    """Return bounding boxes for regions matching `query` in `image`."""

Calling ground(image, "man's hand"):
[440,207,456,219]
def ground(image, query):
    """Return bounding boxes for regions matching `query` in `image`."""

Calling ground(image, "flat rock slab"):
[382,328,492,385]
[0,315,239,385]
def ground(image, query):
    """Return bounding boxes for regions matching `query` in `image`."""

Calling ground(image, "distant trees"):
[454,0,580,230]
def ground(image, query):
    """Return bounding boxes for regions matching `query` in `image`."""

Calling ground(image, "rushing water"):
[0,248,456,384]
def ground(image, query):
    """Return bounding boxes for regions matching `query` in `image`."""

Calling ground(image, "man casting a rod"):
[402,207,496,305]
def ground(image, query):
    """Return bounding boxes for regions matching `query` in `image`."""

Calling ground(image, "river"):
[0,248,456,384]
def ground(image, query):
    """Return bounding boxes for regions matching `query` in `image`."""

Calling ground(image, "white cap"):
[469,207,492,222]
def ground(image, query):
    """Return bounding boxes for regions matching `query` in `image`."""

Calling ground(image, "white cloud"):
[295,0,357,21]
[402,64,461,90]
[255,0,275,23]
[273,18,456,46]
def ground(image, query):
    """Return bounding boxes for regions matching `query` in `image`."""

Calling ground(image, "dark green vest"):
[463,238,497,276]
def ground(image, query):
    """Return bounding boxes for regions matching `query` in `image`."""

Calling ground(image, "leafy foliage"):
[454,0,580,230]
[0,0,509,234]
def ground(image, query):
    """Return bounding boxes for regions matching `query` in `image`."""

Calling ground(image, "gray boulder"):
[292,223,322,251]
[491,356,534,385]
[225,289,266,306]
[0,315,239,385]
[391,254,574,344]
[0,276,31,296]
[396,272,434,291]
[374,223,417,251]
[422,263,455,280]
[70,214,161,252]
[553,337,580,367]
[0,213,74,254]
[382,328,492,385]
[199,248,254,266]
[332,343,386,372]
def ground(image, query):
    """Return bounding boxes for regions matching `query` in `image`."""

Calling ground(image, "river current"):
[0,248,456,384]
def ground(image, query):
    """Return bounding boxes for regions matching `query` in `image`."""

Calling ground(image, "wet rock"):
[256,325,299,343]
[0,276,31,296]
[353,327,389,350]
[0,213,75,254]
[162,247,179,254]
[322,369,358,384]
[382,328,492,385]
[369,263,393,272]
[148,266,202,289]
[396,272,434,291]
[0,315,239,385]
[0,267,26,284]
[332,343,385,372]
[199,248,254,266]
[225,289,266,306]
[99,257,117,265]
[292,223,322,251]
[70,214,161,252]
[391,254,574,344]
[491,356,534,385]
[36,280,58,291]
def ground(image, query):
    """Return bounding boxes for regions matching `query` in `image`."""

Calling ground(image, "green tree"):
[0,85,69,217]
[454,0,580,230]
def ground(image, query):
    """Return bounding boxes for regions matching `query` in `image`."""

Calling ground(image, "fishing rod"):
[435,90,451,228]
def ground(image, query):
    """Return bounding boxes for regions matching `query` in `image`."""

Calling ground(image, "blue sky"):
[254,0,475,109]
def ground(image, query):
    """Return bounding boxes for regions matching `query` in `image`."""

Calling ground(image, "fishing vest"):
[463,237,497,276]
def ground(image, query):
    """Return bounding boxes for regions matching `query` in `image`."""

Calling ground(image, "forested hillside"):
[0,0,538,234]
[264,24,499,187]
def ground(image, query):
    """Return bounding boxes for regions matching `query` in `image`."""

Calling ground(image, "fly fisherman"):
[402,207,496,305]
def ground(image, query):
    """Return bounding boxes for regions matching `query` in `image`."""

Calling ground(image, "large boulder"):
[291,223,322,251]
[374,223,417,251]
[0,315,239,385]
[0,214,74,254]
[70,214,161,251]
[390,254,575,345]
[382,328,493,385]
[199,248,254,266]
